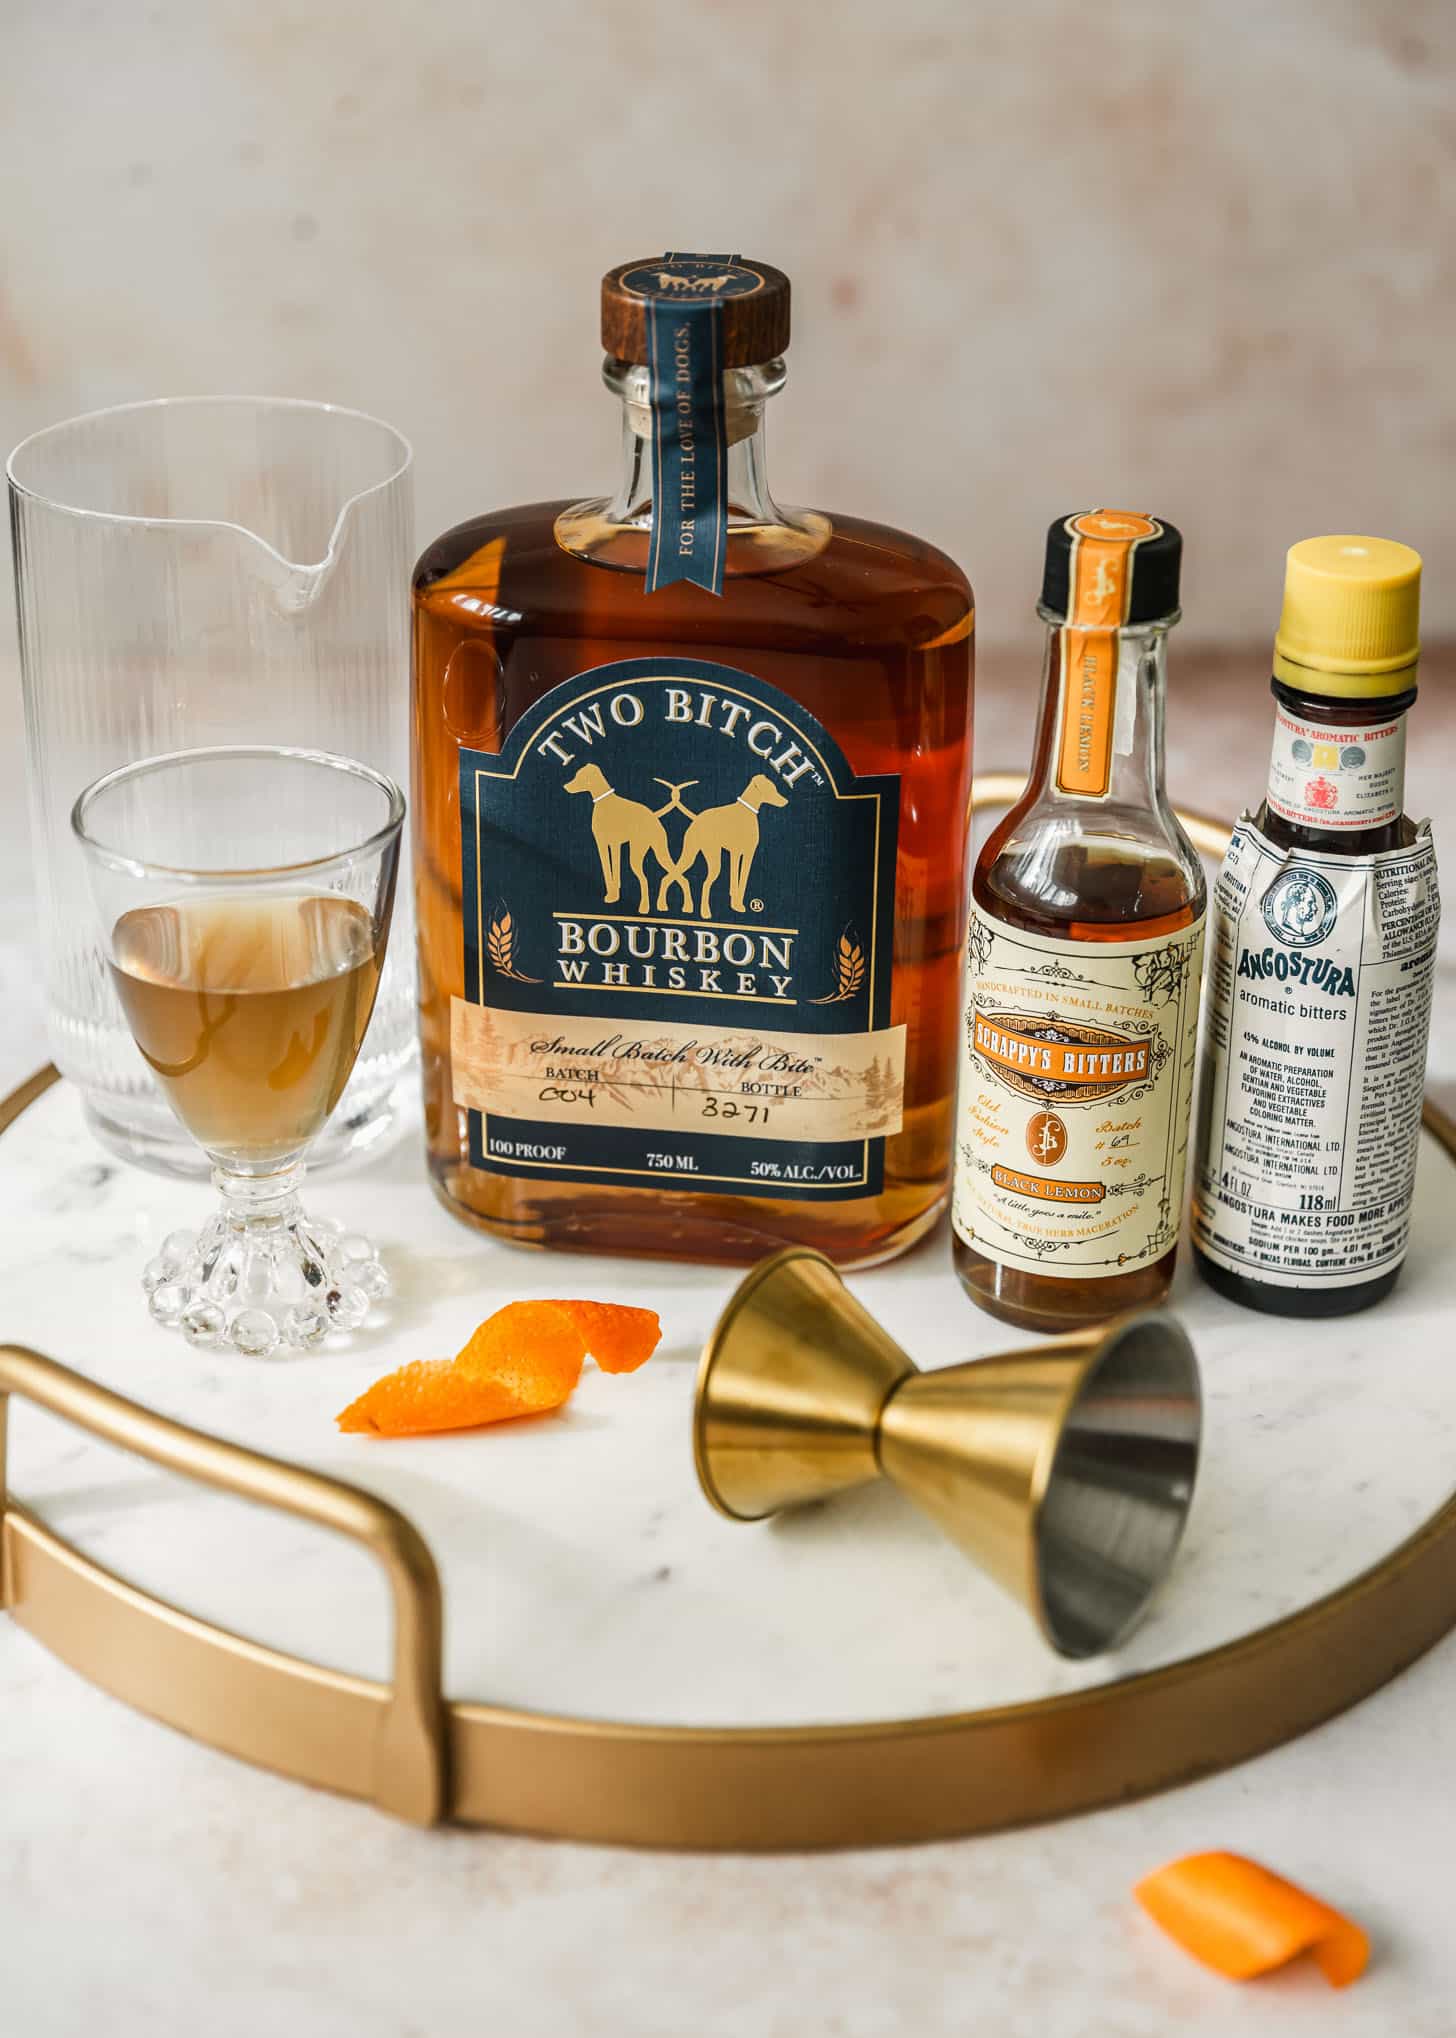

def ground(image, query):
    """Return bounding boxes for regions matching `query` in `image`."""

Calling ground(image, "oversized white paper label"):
[1192,818,1439,1288]
[952,905,1205,1279]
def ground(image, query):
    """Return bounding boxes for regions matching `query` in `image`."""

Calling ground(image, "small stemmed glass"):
[72,747,404,1355]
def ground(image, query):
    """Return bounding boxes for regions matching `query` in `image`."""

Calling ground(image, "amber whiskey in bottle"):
[413,255,973,1265]
[953,512,1206,1332]
[1192,536,1437,1316]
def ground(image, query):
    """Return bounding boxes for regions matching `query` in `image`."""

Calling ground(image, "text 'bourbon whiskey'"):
[413,254,974,1264]
[953,513,1206,1332]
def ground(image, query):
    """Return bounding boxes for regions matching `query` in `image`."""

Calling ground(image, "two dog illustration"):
[563,763,788,915]
[655,271,732,293]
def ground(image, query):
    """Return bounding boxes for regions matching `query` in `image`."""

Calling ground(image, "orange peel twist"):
[336,1298,662,1436]
[1135,1851,1369,1988]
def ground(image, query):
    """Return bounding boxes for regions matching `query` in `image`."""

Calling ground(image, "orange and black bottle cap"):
[1038,511,1181,799]
[1040,510,1182,627]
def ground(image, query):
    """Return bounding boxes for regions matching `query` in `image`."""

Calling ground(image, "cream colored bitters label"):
[952,905,1206,1278]
[1266,703,1407,832]
[1192,819,1439,1287]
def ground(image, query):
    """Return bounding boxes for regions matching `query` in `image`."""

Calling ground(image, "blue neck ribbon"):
[644,251,735,597]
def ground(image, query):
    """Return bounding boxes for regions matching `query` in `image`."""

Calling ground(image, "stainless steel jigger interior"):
[693,1247,1203,1659]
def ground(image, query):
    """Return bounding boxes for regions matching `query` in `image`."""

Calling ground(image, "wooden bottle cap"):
[601,255,791,367]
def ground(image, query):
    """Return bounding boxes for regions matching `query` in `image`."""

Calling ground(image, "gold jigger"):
[694,1248,1202,1659]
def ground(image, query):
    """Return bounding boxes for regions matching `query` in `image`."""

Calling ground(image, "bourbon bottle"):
[1192,536,1438,1316]
[953,512,1206,1332]
[413,254,973,1264]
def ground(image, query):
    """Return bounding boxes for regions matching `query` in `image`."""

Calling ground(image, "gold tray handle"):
[0,1343,447,1826]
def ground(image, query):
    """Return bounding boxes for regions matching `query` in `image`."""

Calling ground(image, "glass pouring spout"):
[7,396,416,1179]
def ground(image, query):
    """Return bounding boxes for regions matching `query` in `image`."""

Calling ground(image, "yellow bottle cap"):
[1273,534,1421,697]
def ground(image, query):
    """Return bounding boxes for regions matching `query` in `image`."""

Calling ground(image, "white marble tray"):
[4,1069,1454,1743]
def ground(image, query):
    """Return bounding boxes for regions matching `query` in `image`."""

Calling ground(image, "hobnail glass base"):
[142,1196,390,1357]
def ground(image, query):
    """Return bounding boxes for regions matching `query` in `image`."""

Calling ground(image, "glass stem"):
[211,1158,307,1229]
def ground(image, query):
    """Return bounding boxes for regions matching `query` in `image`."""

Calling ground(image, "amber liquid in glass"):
[111,894,384,1163]
[414,504,973,1264]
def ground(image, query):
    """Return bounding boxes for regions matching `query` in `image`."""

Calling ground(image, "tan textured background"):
[5,1,1455,629]
[2,0,1454,879]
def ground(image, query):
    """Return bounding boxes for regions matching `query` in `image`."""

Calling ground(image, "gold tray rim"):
[4,787,1454,1850]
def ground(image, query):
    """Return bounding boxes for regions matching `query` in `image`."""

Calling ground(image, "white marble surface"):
[3,700,1456,2033]
[4,1080,1454,1730]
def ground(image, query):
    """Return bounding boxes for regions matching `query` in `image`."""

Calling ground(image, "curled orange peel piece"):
[454,1299,589,1400]
[336,1297,662,1436]
[560,1299,662,1373]
[1134,1852,1369,1988]
[335,1355,575,1436]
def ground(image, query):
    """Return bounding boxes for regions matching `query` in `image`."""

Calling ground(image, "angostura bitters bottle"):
[952,512,1207,1332]
[1192,536,1438,1316]
[412,254,974,1264]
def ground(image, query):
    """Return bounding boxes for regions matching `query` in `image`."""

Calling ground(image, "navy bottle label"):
[453,658,903,1201]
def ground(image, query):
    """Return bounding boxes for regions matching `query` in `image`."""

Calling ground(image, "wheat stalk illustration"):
[486,905,540,983]
[811,931,867,1004]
